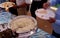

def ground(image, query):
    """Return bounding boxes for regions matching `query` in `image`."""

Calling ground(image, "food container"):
[8,15,37,38]
[35,9,55,34]
[35,9,55,20]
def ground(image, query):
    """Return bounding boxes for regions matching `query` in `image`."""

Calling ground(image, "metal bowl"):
[8,15,37,37]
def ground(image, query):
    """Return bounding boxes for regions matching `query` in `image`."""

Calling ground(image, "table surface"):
[0,9,56,38]
[30,28,56,38]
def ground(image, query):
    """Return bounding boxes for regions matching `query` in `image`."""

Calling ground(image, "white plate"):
[35,9,55,20]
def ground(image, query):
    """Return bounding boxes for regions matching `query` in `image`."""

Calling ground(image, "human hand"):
[47,18,56,23]
[43,2,50,9]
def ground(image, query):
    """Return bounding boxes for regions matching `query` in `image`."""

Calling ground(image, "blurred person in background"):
[25,0,32,11]
[49,0,60,7]
[56,0,60,4]
[15,0,32,15]
[0,0,8,4]
[30,0,49,18]
[48,7,60,38]
[49,0,57,6]
[9,0,31,15]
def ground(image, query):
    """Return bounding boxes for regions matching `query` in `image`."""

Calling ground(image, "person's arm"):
[42,0,50,9]
[43,2,50,9]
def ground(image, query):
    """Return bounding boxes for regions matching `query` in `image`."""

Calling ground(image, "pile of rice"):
[10,17,36,33]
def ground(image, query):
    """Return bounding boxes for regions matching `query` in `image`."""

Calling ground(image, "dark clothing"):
[52,7,60,38]
[27,5,29,11]
[9,7,18,16]
[30,0,47,18]
[52,31,60,38]
[9,0,18,16]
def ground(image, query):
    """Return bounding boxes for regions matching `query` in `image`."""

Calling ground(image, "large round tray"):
[8,15,37,37]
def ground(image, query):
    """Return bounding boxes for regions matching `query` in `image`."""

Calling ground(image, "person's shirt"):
[33,0,48,4]
[33,0,41,1]
[56,0,60,4]
[53,20,60,34]
[16,0,25,6]
[33,0,47,2]
[52,7,60,34]
[0,0,8,4]
[16,0,32,6]
[55,7,60,20]
[49,0,57,6]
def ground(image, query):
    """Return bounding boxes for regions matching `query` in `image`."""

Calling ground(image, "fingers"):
[43,2,50,9]
[47,18,56,23]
